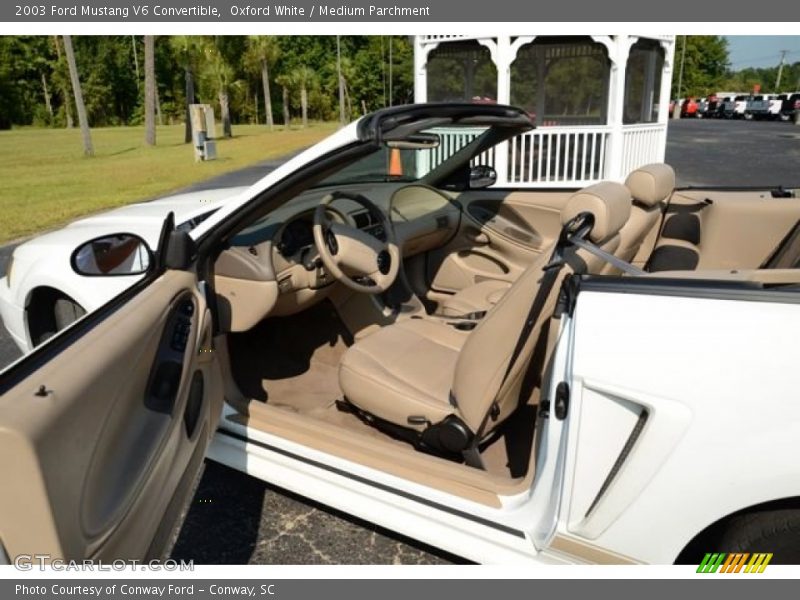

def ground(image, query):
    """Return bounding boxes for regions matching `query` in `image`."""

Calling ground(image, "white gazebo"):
[414,35,675,187]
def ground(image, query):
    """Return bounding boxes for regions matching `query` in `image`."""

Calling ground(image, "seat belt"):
[461,213,593,469]
[568,235,646,276]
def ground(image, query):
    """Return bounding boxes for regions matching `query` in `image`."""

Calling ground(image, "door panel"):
[659,190,800,270]
[0,270,221,560]
[425,190,573,295]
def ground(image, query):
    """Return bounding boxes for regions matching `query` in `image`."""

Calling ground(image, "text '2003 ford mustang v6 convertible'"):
[1,104,799,565]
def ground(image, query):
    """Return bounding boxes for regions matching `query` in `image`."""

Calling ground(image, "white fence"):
[507,127,609,186]
[619,124,666,177]
[421,124,665,187]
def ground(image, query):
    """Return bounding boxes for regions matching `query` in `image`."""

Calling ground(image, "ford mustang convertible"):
[1,104,799,565]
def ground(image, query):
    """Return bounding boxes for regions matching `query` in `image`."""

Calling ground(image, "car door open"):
[0,267,222,561]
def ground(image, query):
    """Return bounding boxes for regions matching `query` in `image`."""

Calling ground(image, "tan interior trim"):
[225,405,538,508]
[548,534,641,565]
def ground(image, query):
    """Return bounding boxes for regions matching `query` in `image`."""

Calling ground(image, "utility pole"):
[775,50,788,91]
[673,35,686,119]
[381,36,386,107]
[388,36,393,107]
[337,35,345,124]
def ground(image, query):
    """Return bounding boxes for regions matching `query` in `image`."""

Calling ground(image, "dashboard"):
[213,183,461,330]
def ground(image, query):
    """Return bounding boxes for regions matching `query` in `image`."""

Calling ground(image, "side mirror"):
[469,165,497,189]
[71,234,152,276]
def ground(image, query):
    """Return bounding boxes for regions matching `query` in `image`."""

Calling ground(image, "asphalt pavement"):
[665,117,800,188]
[1,118,799,563]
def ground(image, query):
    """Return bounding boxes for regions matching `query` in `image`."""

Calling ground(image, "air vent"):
[352,210,376,229]
[584,410,649,517]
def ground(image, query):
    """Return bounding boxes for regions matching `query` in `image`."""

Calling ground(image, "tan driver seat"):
[338,182,631,463]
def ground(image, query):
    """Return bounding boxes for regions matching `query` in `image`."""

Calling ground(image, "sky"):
[726,36,800,70]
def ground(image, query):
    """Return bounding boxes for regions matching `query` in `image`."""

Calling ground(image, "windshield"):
[314,125,490,189]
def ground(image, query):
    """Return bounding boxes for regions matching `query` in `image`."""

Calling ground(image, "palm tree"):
[203,41,234,138]
[51,35,73,128]
[245,36,280,130]
[143,35,156,146]
[61,35,93,157]
[276,73,292,127]
[291,66,315,129]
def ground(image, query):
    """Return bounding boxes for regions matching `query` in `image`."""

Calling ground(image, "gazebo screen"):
[624,39,665,124]
[511,37,610,126]
[426,41,498,103]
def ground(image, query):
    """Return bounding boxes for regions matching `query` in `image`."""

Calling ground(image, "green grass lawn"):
[0,122,338,243]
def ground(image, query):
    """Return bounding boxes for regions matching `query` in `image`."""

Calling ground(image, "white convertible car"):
[1,104,799,566]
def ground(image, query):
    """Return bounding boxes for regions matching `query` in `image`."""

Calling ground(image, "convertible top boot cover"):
[338,182,631,440]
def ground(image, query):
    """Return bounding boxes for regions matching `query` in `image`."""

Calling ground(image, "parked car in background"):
[723,95,750,119]
[695,94,717,118]
[778,92,800,121]
[768,94,784,119]
[680,97,699,117]
[732,95,750,119]
[745,94,782,120]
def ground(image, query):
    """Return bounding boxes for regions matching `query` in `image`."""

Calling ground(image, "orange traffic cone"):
[388,148,403,178]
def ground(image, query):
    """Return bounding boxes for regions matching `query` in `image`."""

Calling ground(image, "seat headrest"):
[561,181,632,243]
[625,163,675,207]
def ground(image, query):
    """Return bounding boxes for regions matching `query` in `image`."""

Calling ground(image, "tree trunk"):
[301,85,308,128]
[62,35,93,157]
[220,90,232,138]
[53,35,74,128]
[155,85,163,126]
[261,60,274,131]
[282,86,290,128]
[184,68,195,143]
[41,72,53,122]
[143,35,156,146]
[131,36,140,85]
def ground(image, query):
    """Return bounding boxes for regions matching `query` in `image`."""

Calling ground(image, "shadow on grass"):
[105,146,137,157]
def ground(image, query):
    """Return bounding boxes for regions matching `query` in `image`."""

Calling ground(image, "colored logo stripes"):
[697,552,773,573]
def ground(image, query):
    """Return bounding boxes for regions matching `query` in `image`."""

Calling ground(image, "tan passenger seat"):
[602,163,675,273]
[338,182,631,465]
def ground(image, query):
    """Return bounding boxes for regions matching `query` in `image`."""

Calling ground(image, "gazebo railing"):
[507,127,610,186]
[620,123,667,176]
[421,123,666,188]
[420,126,611,187]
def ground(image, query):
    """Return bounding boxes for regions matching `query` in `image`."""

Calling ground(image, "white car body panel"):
[558,289,800,563]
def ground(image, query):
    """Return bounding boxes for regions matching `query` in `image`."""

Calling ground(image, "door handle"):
[467,231,490,245]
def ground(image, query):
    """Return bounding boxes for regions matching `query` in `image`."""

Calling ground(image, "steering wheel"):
[313,191,400,294]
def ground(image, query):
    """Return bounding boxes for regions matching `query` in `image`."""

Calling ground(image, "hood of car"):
[12,186,247,262]
[64,186,248,227]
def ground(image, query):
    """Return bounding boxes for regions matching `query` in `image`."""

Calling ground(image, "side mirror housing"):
[71,234,153,277]
[164,230,197,271]
[469,165,497,189]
